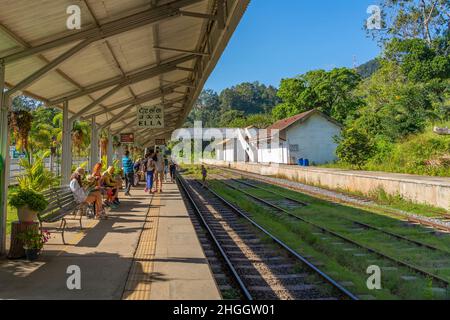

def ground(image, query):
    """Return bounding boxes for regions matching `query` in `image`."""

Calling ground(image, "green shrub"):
[9,189,48,212]
[335,128,375,168]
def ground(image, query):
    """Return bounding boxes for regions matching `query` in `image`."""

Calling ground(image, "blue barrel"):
[298,158,304,166]
[304,159,310,167]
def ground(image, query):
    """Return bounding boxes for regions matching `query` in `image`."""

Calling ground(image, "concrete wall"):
[204,159,450,210]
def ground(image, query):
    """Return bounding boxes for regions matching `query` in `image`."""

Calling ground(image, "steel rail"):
[176,173,253,300]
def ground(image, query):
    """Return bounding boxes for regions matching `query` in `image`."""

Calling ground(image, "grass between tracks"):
[181,165,450,300]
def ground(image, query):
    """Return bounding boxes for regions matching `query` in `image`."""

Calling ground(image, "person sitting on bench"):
[69,168,106,220]
[102,166,119,208]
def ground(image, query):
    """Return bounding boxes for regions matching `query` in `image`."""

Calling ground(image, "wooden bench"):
[38,187,94,244]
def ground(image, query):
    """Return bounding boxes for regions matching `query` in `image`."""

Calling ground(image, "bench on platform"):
[38,187,93,244]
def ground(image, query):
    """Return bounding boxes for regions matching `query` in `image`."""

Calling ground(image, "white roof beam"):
[154,46,209,57]
[49,54,196,105]
[81,85,180,119]
[98,107,133,130]
[0,0,205,64]
[69,84,123,121]
[7,39,92,97]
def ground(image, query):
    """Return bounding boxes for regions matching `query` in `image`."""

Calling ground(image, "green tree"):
[29,107,61,153]
[219,110,245,127]
[369,0,450,45]
[385,38,450,82]
[185,89,221,127]
[335,128,375,167]
[228,113,273,128]
[354,60,437,141]
[273,68,362,122]
[219,82,280,114]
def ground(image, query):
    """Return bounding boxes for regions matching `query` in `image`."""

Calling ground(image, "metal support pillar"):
[89,117,99,171]
[107,130,114,167]
[61,101,72,185]
[0,61,9,255]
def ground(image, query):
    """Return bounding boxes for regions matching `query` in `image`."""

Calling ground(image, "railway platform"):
[0,183,221,300]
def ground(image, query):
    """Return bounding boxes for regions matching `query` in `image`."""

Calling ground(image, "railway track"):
[208,172,450,289]
[208,165,450,233]
[177,174,358,300]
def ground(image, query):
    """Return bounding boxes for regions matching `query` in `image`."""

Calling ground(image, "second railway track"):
[209,172,450,287]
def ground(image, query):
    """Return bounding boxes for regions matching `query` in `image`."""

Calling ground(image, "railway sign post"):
[137,105,164,129]
[120,133,135,144]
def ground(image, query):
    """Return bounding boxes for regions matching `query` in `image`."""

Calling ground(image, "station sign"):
[120,133,135,144]
[137,105,164,129]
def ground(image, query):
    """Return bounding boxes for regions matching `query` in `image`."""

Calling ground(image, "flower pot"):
[17,206,38,223]
[24,248,40,261]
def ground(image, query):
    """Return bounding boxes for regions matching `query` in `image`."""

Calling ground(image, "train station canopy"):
[0,0,249,145]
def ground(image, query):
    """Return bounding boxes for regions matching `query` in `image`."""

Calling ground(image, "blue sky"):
[205,0,382,92]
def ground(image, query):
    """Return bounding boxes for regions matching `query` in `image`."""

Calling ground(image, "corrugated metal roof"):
[267,109,343,132]
[0,0,250,145]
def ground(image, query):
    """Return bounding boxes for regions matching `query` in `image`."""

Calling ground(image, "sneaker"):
[113,199,120,205]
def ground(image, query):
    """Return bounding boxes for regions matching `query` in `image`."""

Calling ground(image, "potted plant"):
[17,229,51,261]
[9,189,48,222]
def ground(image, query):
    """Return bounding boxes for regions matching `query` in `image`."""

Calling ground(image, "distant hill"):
[356,59,380,79]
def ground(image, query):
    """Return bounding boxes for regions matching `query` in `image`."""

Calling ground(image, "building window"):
[289,144,299,152]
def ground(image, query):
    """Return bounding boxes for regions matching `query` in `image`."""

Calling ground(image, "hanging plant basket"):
[10,110,33,152]
[100,137,108,157]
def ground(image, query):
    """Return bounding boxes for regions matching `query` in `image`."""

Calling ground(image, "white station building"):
[215,109,342,165]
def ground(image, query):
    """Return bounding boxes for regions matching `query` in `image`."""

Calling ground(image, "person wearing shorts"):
[69,168,106,219]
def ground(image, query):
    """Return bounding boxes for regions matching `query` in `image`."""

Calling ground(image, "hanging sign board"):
[155,139,166,146]
[137,105,164,129]
[120,133,135,144]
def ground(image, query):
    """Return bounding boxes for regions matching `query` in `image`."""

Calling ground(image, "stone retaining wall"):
[204,160,450,210]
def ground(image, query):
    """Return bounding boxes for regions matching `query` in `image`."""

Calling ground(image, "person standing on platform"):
[154,149,165,193]
[169,157,176,183]
[201,165,208,188]
[122,150,134,196]
[163,155,169,182]
[144,152,156,194]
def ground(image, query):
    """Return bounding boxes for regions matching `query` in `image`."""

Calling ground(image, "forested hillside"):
[186,0,450,177]
[184,82,279,128]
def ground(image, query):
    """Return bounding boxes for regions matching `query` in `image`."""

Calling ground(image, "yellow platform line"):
[122,195,160,300]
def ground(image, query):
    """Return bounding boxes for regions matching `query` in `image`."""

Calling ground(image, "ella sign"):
[137,105,164,129]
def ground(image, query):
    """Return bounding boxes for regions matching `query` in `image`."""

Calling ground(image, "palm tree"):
[17,151,59,192]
